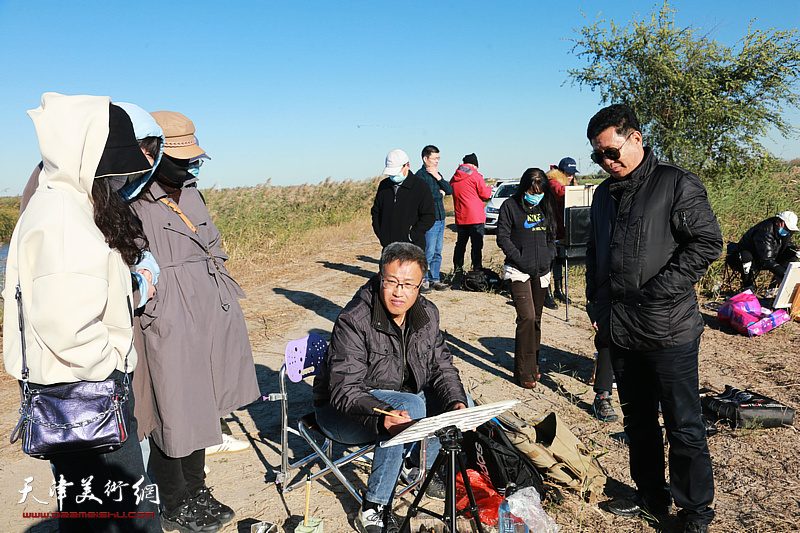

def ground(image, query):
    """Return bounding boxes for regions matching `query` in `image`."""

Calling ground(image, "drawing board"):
[772,262,800,309]
[380,399,519,448]
[564,184,597,209]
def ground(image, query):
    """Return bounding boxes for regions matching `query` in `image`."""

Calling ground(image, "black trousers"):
[726,246,796,287]
[593,336,615,394]
[453,223,484,271]
[510,278,546,383]
[148,444,206,512]
[50,371,161,533]
[610,338,715,526]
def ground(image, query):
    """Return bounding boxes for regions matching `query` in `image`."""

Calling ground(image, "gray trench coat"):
[131,179,260,458]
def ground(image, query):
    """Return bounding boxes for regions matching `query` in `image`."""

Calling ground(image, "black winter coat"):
[371,172,435,250]
[586,148,723,351]
[737,217,794,278]
[496,197,556,278]
[313,277,467,434]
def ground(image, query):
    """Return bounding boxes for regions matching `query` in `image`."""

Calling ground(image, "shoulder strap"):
[159,197,198,234]
[15,285,28,383]
[158,197,223,276]
[15,284,129,386]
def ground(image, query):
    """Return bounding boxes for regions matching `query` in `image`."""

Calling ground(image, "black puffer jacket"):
[496,196,556,278]
[586,148,723,351]
[313,276,467,434]
[371,171,435,250]
[737,217,794,278]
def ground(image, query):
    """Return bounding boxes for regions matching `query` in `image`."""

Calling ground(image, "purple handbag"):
[10,285,130,460]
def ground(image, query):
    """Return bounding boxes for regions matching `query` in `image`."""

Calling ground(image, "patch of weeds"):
[737,420,767,438]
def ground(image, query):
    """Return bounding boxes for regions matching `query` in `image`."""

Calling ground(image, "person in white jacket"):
[2,93,161,533]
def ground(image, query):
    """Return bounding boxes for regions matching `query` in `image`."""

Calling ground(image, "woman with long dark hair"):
[496,168,557,388]
[3,93,161,532]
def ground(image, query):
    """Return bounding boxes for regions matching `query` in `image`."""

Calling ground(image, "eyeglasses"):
[590,132,634,164]
[381,277,422,292]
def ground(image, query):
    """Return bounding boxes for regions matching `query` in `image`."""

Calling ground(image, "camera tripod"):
[398,425,485,533]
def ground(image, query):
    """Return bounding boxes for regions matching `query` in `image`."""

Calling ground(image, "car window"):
[495,184,518,198]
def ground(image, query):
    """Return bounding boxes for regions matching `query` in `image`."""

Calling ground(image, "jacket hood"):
[451,164,481,182]
[115,102,164,200]
[546,167,570,186]
[28,93,112,205]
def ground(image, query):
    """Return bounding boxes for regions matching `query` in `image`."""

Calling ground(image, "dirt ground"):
[1,217,799,533]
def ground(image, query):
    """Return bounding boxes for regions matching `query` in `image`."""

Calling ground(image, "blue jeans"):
[609,337,715,525]
[425,219,446,283]
[315,389,472,505]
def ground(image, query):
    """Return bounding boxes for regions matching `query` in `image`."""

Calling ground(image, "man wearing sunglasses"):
[584,104,722,533]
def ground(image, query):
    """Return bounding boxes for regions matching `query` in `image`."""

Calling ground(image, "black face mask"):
[156,156,191,188]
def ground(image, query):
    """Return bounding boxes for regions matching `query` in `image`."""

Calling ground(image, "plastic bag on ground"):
[506,486,560,533]
[455,468,503,526]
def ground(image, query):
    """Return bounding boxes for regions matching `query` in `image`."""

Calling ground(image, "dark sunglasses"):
[590,132,634,164]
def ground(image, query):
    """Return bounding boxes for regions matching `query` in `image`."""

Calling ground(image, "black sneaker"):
[431,281,449,291]
[592,394,619,422]
[683,522,709,533]
[424,472,446,501]
[161,497,222,533]
[383,505,401,533]
[191,486,235,524]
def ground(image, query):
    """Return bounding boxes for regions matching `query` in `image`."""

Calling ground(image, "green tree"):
[568,2,800,180]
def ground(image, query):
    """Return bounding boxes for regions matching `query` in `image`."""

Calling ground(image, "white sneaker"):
[205,434,250,455]
[356,505,385,533]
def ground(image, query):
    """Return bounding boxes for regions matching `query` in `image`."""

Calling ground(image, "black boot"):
[553,282,571,304]
[451,267,464,289]
[544,286,559,310]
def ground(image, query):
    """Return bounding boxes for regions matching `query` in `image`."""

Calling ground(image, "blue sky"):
[0,0,798,195]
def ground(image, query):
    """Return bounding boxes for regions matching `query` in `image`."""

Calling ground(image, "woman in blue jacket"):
[496,168,557,388]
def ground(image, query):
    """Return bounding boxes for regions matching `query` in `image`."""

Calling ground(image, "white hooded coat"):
[2,93,138,384]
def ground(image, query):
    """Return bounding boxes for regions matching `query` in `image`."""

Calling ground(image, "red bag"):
[455,469,503,526]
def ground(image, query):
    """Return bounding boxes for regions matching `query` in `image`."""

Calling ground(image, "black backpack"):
[463,419,545,499]
[462,268,500,292]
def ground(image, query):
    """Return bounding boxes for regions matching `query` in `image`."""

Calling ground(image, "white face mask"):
[390,174,406,184]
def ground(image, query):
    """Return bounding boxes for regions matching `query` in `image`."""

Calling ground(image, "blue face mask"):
[525,193,544,206]
[390,174,406,184]
[778,227,789,237]
[188,160,202,178]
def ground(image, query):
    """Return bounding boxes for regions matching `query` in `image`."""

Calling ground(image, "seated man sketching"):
[313,242,468,533]
[727,211,799,288]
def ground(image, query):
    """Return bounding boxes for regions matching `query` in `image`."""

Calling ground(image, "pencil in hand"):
[373,407,412,420]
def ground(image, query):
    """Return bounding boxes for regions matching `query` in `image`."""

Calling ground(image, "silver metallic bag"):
[9,285,130,460]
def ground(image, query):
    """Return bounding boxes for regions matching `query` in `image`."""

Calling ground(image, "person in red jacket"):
[450,153,492,284]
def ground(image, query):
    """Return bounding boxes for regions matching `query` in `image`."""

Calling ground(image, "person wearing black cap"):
[450,153,492,285]
[3,93,161,532]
